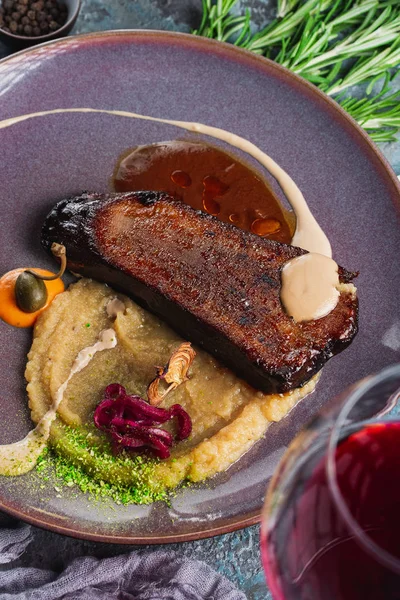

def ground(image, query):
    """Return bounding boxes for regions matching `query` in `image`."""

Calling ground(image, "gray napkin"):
[0,517,247,599]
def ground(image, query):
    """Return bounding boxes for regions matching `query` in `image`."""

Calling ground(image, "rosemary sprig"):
[285,4,400,83]
[246,0,338,54]
[341,74,400,142]
[193,0,400,142]
[324,40,400,94]
[192,0,251,44]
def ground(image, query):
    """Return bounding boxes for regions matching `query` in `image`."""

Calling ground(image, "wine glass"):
[261,363,400,600]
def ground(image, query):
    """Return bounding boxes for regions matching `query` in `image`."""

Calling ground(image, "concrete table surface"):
[0,2,399,599]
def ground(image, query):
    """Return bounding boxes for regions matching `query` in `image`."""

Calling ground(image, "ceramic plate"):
[0,31,399,544]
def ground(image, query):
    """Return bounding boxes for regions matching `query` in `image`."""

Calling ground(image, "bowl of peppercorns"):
[0,0,81,49]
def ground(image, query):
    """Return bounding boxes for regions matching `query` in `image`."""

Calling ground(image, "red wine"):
[262,421,400,600]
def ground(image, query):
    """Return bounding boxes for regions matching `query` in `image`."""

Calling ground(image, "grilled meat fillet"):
[41,191,358,393]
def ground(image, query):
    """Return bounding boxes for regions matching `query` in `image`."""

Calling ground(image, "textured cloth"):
[0,516,247,599]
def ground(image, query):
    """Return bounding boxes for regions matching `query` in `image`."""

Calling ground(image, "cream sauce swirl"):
[0,328,117,475]
[0,107,330,255]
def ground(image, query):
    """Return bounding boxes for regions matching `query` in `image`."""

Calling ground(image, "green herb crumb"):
[36,425,171,506]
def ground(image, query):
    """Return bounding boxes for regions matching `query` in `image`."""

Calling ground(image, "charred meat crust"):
[41,191,358,394]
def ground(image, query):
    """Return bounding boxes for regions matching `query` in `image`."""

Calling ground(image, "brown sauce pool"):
[113,140,294,244]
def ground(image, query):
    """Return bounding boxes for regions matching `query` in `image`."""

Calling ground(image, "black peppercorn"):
[1,0,68,36]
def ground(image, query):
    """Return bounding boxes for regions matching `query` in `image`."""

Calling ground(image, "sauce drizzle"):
[0,107,331,256]
[114,141,293,241]
[0,327,117,475]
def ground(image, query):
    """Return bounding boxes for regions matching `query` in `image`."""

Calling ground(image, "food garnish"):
[94,384,192,459]
[0,243,66,327]
[147,342,196,406]
[16,243,66,311]
[14,271,48,313]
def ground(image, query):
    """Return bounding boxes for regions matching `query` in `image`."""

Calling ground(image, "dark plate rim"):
[0,29,399,545]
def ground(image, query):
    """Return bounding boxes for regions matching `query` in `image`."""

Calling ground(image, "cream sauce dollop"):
[106,297,126,318]
[280,254,340,322]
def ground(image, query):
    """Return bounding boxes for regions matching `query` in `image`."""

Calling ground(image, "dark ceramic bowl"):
[0,30,399,544]
[0,0,80,50]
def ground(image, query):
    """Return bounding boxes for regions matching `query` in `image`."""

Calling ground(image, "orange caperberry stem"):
[25,243,66,281]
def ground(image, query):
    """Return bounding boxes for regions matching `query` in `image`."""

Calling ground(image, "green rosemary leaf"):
[230,11,252,46]
[192,0,246,40]
[193,0,400,141]
[282,4,400,81]
[324,40,400,94]
[277,0,301,18]
[246,0,332,53]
